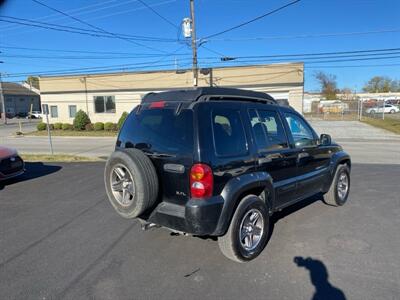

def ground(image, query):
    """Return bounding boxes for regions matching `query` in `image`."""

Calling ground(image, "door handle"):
[298,152,310,159]
[297,152,310,163]
[258,157,272,165]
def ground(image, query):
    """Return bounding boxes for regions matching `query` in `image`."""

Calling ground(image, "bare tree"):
[314,71,338,100]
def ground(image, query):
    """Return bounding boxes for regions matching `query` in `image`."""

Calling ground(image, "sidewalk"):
[0,135,115,158]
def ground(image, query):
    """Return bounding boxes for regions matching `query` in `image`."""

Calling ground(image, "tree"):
[73,110,91,130]
[25,76,40,90]
[362,76,399,93]
[314,72,338,100]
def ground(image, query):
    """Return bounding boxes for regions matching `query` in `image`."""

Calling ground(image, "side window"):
[69,105,77,118]
[249,109,288,151]
[258,110,289,150]
[248,109,269,150]
[212,109,247,157]
[284,112,316,148]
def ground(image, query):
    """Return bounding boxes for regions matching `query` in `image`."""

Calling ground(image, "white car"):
[26,111,42,119]
[366,104,399,114]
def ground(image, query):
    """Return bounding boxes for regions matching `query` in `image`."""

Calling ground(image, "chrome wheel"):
[239,209,264,251]
[337,172,349,201]
[110,164,135,207]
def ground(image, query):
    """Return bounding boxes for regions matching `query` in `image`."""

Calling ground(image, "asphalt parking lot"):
[0,162,399,299]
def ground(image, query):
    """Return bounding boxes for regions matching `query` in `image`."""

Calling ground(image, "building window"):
[69,105,77,118]
[94,96,115,113]
[50,106,58,118]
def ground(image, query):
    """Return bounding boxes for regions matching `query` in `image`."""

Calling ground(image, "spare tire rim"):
[110,164,135,207]
[239,209,264,251]
[337,172,349,201]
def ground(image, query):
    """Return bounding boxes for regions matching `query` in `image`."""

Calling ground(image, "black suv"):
[105,87,351,262]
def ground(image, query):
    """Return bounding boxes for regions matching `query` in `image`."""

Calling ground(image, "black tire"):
[104,149,159,218]
[370,110,376,115]
[218,195,269,263]
[390,109,395,114]
[323,164,350,207]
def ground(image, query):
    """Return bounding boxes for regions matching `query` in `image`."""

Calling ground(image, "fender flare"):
[213,171,274,236]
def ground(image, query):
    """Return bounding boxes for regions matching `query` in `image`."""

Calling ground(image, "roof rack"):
[142,87,277,105]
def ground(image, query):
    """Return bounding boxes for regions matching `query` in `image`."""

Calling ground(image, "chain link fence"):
[304,100,361,121]
[304,98,400,121]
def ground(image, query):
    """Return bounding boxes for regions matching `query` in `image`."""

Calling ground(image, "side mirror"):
[320,134,332,146]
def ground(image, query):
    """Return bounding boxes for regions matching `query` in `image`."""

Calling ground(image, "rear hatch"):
[117,102,194,204]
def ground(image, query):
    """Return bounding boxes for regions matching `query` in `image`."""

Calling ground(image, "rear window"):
[124,108,193,154]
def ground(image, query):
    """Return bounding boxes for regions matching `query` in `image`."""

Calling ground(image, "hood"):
[0,146,17,158]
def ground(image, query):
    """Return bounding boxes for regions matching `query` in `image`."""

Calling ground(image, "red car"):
[0,146,25,180]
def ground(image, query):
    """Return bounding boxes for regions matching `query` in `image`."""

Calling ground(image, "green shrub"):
[37,122,46,131]
[53,122,63,130]
[85,123,94,131]
[117,111,129,130]
[48,124,54,130]
[73,110,91,130]
[62,123,73,131]
[94,122,104,131]
[104,122,115,131]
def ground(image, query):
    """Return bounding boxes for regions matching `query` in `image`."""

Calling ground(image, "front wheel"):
[323,164,350,207]
[218,195,269,263]
[390,109,395,114]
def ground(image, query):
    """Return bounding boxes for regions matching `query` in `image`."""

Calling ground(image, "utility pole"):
[189,0,198,87]
[0,72,7,124]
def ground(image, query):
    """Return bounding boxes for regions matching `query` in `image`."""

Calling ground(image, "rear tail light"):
[190,163,213,199]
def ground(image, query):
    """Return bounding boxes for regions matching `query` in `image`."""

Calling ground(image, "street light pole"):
[0,72,7,125]
[189,0,198,87]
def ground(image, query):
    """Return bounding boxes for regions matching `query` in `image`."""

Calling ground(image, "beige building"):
[39,62,304,123]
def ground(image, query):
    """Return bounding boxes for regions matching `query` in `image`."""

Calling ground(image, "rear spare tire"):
[104,149,159,218]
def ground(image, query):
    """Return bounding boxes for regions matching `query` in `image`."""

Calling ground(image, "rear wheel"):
[323,164,350,207]
[390,109,395,114]
[104,149,159,218]
[218,195,269,263]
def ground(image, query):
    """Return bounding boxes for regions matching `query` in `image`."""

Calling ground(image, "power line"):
[0,15,176,41]
[0,18,177,44]
[137,0,178,29]
[205,28,400,42]
[0,0,122,31]
[3,45,189,78]
[306,63,400,69]
[1,53,192,60]
[30,0,168,53]
[0,45,187,56]
[3,61,192,79]
[202,0,301,40]
[198,55,400,68]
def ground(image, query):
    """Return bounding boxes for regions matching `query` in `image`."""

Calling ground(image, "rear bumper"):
[147,196,224,236]
[0,168,24,180]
